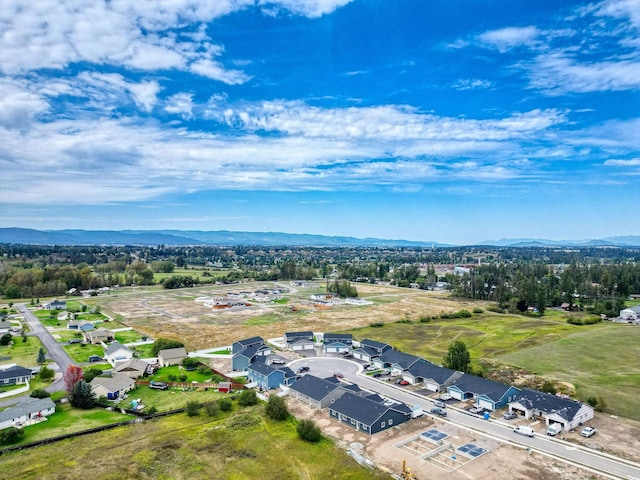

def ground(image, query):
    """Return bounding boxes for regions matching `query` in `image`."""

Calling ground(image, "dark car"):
[503,411,518,420]
[372,372,382,378]
[430,407,447,417]
[149,381,169,390]
[297,366,310,373]
[333,372,344,379]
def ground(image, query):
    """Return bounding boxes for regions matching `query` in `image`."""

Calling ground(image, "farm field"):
[0,406,389,480]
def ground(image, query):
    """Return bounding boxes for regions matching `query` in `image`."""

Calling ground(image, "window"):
[389,419,393,425]
[351,418,356,425]
[381,421,385,428]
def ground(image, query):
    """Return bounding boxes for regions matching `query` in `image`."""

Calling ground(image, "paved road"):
[16,303,75,392]
[289,357,640,480]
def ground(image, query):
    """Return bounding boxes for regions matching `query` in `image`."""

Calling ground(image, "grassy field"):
[130,343,154,358]
[0,336,43,367]
[500,324,640,419]
[114,329,144,344]
[5,402,132,446]
[126,385,230,412]
[150,365,218,383]
[0,405,389,480]
[63,343,105,363]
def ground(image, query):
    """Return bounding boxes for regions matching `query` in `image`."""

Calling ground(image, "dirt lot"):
[286,399,611,480]
[98,282,478,349]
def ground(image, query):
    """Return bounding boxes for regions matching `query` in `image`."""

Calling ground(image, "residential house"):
[323,333,353,354]
[402,359,462,392]
[508,389,594,431]
[352,338,391,362]
[0,365,32,386]
[84,327,114,345]
[0,397,56,430]
[620,305,640,322]
[90,373,135,401]
[247,362,297,390]
[68,320,94,332]
[446,373,520,411]
[231,336,271,371]
[372,349,421,375]
[104,342,133,367]
[284,331,314,349]
[329,392,412,435]
[114,358,150,378]
[158,347,188,367]
[0,321,11,334]
[288,374,348,409]
[287,338,315,351]
[42,299,67,311]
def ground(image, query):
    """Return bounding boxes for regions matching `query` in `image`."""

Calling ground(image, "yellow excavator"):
[401,460,417,480]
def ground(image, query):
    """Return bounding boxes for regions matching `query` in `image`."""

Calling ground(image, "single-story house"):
[403,359,462,392]
[620,305,640,322]
[114,358,150,378]
[42,299,67,311]
[372,349,421,375]
[0,321,12,334]
[447,373,520,411]
[90,373,136,401]
[158,347,188,367]
[329,392,412,435]
[288,374,348,409]
[284,331,314,348]
[323,333,353,353]
[247,362,297,390]
[508,389,594,431]
[68,320,94,332]
[104,342,133,367]
[231,337,272,371]
[287,338,315,351]
[352,338,391,362]
[0,397,56,430]
[84,327,114,345]
[0,365,33,386]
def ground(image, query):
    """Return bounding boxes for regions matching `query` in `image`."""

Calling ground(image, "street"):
[289,357,640,480]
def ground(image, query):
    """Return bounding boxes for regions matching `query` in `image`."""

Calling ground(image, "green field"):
[0,405,389,480]
[150,365,217,384]
[500,325,640,419]
[63,343,105,363]
[130,343,154,358]
[114,329,144,344]
[0,336,43,367]
[6,402,132,446]
[126,385,229,412]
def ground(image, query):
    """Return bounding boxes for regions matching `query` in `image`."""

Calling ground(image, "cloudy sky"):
[1,0,639,244]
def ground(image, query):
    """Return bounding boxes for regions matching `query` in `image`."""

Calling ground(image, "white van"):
[547,423,562,436]
[514,426,535,437]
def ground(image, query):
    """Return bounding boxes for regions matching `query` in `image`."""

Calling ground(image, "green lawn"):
[0,405,389,480]
[7,402,133,446]
[130,343,154,358]
[150,365,217,384]
[0,336,43,367]
[51,329,83,343]
[114,329,143,344]
[500,324,640,420]
[126,385,229,412]
[63,343,105,363]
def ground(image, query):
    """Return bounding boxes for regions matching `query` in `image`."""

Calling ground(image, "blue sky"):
[1,0,639,245]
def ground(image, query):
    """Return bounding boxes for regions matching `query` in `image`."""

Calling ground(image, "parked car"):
[297,366,310,373]
[68,338,81,344]
[547,423,563,436]
[149,381,168,390]
[372,372,382,378]
[581,426,596,438]
[399,380,410,386]
[343,354,353,358]
[439,393,453,401]
[430,407,447,417]
[433,401,446,409]
[514,426,535,437]
[270,358,285,365]
[468,406,484,414]
[503,411,518,420]
[333,372,344,379]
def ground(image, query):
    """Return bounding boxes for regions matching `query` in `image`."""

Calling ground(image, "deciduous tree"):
[64,364,84,397]
[443,340,471,373]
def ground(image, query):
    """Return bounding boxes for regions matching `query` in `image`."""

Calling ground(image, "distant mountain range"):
[0,228,638,247]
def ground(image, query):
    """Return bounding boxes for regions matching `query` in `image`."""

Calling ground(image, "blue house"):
[403,359,462,392]
[247,362,297,390]
[372,349,421,375]
[447,373,520,411]
[329,392,412,435]
[231,336,272,371]
[288,374,348,409]
[0,365,33,386]
[352,338,391,362]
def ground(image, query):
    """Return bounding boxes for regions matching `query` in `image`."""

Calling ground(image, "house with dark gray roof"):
[329,392,412,435]
[0,397,56,430]
[0,321,11,334]
[403,359,462,392]
[288,374,348,409]
[90,373,135,401]
[247,362,297,390]
[322,332,352,353]
[158,347,187,367]
[231,337,271,371]
[352,338,391,362]
[508,388,594,430]
[284,331,314,344]
[0,365,32,386]
[446,373,520,411]
[372,349,421,375]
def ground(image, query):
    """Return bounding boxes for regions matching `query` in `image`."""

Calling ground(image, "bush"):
[488,306,504,314]
[237,389,258,407]
[185,400,201,417]
[297,419,321,442]
[265,395,289,421]
[168,374,177,382]
[197,365,210,374]
[473,307,484,314]
[0,427,24,445]
[418,316,431,323]
[0,333,12,346]
[205,402,219,417]
[146,406,157,415]
[540,380,557,395]
[178,374,188,382]
[38,366,54,382]
[83,367,103,383]
[369,322,385,327]
[218,398,233,412]
[182,357,199,370]
[29,389,51,399]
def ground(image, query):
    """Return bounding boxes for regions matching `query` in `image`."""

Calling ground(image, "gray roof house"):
[114,358,150,378]
[509,389,594,430]
[231,337,272,371]
[158,347,188,367]
[329,392,412,435]
[247,362,297,390]
[284,331,314,343]
[447,373,520,411]
[403,359,462,392]
[0,365,33,386]
[288,374,348,409]
[104,342,133,367]
[42,299,67,310]
[0,321,11,334]
[323,333,353,353]
[0,397,56,430]
[84,327,114,344]
[352,338,391,362]
[90,373,136,401]
[373,349,421,374]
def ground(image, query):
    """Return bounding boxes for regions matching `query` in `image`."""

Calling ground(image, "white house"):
[0,397,56,430]
[508,389,594,431]
[104,342,133,367]
[620,305,640,323]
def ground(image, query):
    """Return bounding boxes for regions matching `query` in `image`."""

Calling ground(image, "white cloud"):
[478,26,540,52]
[127,81,162,113]
[0,79,49,128]
[165,93,196,119]
[604,157,640,166]
[258,0,355,18]
[451,79,493,90]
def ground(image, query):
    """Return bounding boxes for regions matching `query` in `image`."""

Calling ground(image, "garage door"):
[450,390,464,401]
[478,398,494,411]
[292,345,304,351]
[425,381,439,392]
[353,352,367,360]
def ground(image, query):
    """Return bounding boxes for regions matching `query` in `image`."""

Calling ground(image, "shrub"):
[218,398,233,412]
[83,367,103,383]
[237,389,258,407]
[145,406,157,415]
[38,366,54,382]
[182,357,199,370]
[265,395,289,421]
[29,389,51,399]
[369,322,385,327]
[0,333,12,346]
[488,306,504,314]
[297,419,322,442]
[586,396,598,408]
[168,374,177,382]
[178,374,188,382]
[185,400,201,417]
[197,365,210,374]
[418,316,431,323]
[0,427,24,445]
[540,380,557,395]
[473,307,484,314]
[205,402,219,417]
